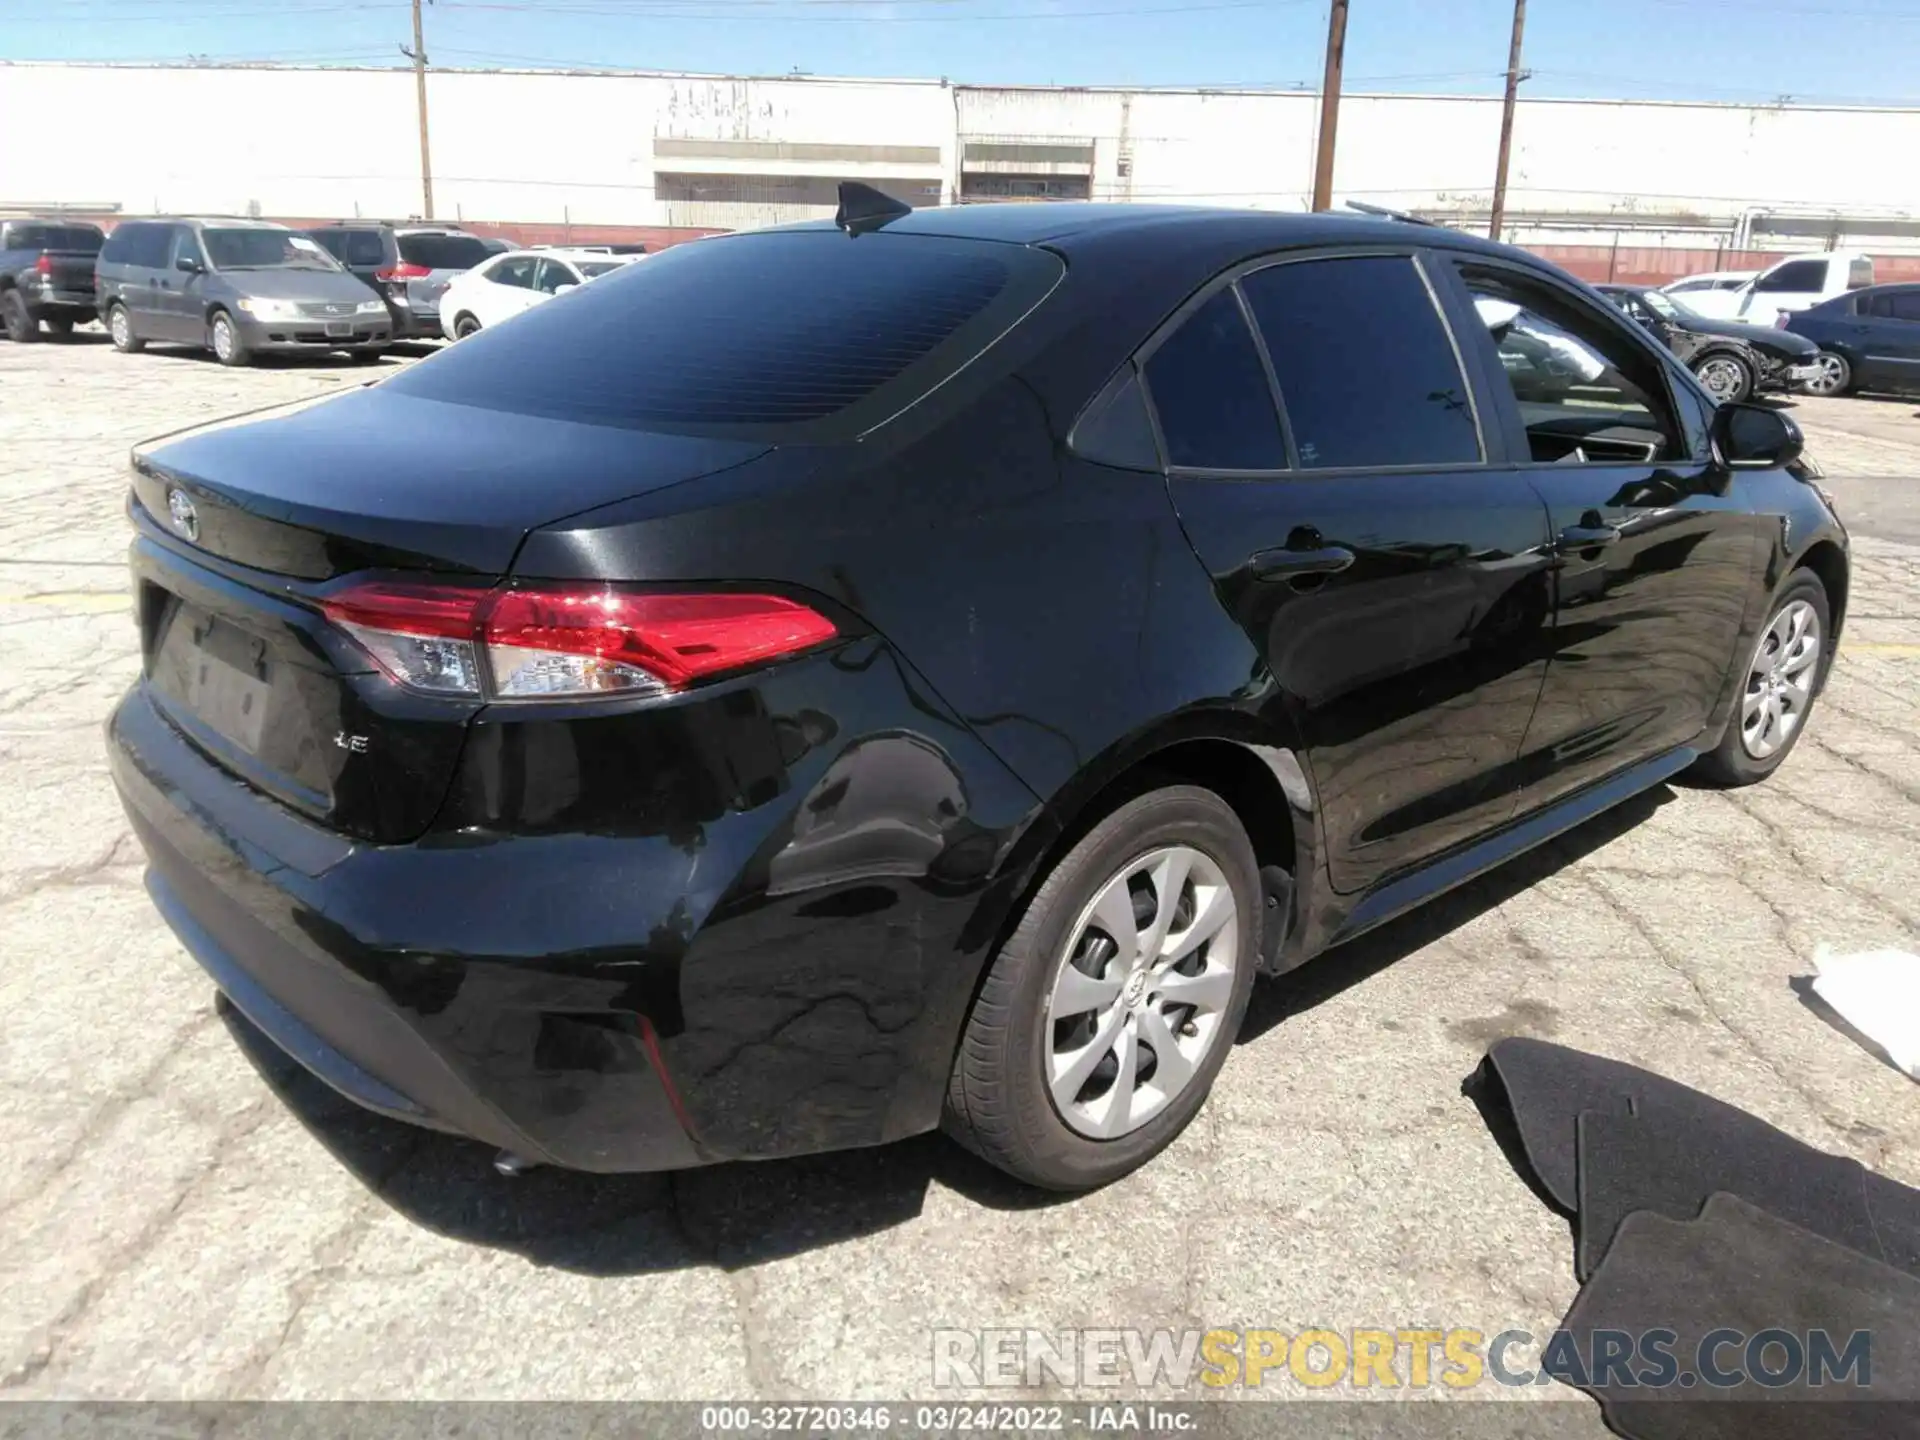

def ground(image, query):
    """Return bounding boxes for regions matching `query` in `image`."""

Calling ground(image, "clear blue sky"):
[6,0,1920,105]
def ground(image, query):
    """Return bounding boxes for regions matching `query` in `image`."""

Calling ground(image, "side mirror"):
[1712,401,1803,469]
[175,255,202,274]
[552,282,577,295]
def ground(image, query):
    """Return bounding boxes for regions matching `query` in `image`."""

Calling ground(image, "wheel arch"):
[1795,537,1850,645]
[966,715,1323,992]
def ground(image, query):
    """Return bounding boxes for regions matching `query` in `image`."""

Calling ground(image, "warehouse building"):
[5,60,1918,266]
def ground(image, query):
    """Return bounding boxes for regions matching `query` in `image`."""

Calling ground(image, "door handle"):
[1248,544,1356,581]
[1557,523,1621,550]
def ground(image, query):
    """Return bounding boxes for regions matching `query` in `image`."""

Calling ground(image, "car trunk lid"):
[130,387,770,841]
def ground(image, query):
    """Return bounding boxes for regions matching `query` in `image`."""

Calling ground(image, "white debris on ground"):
[1812,947,1920,1081]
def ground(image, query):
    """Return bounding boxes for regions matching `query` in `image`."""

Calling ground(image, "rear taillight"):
[320,582,838,701]
[34,255,53,277]
[374,262,433,281]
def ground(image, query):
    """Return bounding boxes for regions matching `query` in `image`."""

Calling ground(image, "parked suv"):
[0,217,106,341]
[304,223,494,339]
[97,218,390,366]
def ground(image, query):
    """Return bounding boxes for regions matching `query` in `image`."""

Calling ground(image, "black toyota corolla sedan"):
[108,195,1848,1191]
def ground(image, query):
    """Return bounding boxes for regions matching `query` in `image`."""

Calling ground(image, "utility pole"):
[1310,0,1349,211]
[402,0,435,219]
[1488,0,1527,240]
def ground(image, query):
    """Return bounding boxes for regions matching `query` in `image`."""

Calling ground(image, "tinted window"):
[103,222,171,268]
[1756,259,1826,293]
[8,224,104,253]
[1460,265,1683,465]
[1242,256,1479,470]
[168,227,205,269]
[1142,288,1285,470]
[390,231,1059,434]
[488,255,538,289]
[312,229,387,267]
[1870,290,1920,322]
[576,261,622,278]
[1070,367,1160,472]
[397,233,493,270]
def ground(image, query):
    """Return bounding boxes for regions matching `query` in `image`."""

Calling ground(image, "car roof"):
[769,202,1522,263]
[1848,281,1920,297]
[492,248,623,263]
[172,217,291,231]
[7,216,104,228]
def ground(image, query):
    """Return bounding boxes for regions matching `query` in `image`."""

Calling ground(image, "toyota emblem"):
[166,487,199,542]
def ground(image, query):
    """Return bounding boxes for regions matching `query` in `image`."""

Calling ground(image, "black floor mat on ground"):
[1472,1037,1795,1214]
[1561,1193,1920,1440]
[1574,1108,1884,1281]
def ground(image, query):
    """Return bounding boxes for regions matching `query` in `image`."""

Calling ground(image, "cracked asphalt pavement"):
[2,336,1916,1412]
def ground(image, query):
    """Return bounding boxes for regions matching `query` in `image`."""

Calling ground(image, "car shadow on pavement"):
[221,999,1064,1277]
[219,782,1671,1276]
[1238,782,1671,1044]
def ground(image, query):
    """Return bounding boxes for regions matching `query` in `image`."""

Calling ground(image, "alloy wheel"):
[109,308,130,349]
[1805,353,1848,396]
[1741,598,1821,760]
[1043,845,1239,1140]
[212,316,234,362]
[1695,355,1748,403]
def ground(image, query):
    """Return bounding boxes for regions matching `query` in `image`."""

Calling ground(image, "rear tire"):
[451,312,481,339]
[1,290,39,343]
[943,785,1260,1190]
[209,310,250,367]
[1692,570,1831,787]
[108,303,144,353]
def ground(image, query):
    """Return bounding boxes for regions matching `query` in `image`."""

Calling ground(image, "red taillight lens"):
[320,583,838,700]
[34,254,53,276]
[374,262,433,281]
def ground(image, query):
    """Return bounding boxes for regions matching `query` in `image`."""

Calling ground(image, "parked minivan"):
[97,218,392,366]
[304,223,495,339]
[1679,251,1874,324]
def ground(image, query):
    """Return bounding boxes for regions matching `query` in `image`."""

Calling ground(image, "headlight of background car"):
[356,299,386,314]
[236,298,301,320]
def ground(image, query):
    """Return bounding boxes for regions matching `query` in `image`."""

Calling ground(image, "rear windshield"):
[10,224,104,253]
[576,260,623,277]
[387,229,1062,436]
[312,229,387,267]
[204,229,342,272]
[397,233,493,270]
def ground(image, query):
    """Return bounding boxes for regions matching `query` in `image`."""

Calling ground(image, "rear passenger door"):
[1156,250,1557,896]
[1445,260,1756,811]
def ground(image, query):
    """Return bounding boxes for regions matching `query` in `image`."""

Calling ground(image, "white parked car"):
[438,249,632,338]
[1661,270,1756,302]
[1674,252,1874,323]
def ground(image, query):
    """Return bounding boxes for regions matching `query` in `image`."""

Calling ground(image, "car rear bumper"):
[24,287,96,319]
[108,684,702,1172]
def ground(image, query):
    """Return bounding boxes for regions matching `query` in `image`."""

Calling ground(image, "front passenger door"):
[161,227,207,343]
[1451,262,1757,811]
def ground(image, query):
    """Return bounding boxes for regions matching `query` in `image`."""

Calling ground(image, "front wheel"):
[209,310,250,367]
[1,290,39,343]
[1692,571,1831,787]
[451,312,481,340]
[1804,351,1852,397]
[943,785,1260,1190]
[1693,352,1753,405]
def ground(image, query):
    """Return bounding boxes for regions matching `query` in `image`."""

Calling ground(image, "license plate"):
[325,322,352,338]
[184,651,270,753]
